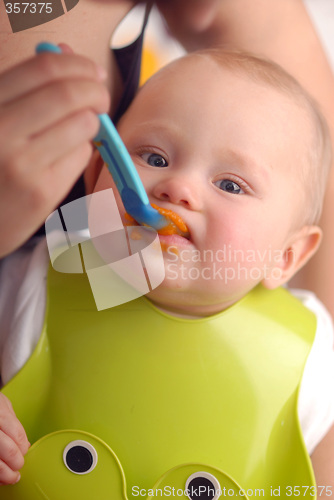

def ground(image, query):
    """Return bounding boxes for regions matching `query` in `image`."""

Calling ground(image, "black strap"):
[112,1,153,123]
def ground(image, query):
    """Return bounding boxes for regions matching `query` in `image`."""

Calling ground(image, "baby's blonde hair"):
[190,49,332,226]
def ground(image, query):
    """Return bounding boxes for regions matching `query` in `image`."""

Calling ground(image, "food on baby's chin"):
[125,214,181,254]
[160,241,178,254]
[151,239,179,254]
[126,221,179,254]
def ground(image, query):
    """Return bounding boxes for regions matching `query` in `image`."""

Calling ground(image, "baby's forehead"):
[143,54,310,123]
[148,54,294,102]
[130,53,313,141]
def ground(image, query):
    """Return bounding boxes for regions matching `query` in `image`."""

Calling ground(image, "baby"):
[0,49,334,491]
[93,49,331,317]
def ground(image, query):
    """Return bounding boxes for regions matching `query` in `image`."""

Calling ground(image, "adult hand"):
[0,45,110,257]
[0,393,30,485]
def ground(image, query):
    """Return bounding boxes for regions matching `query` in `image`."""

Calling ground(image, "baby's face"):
[94,56,312,316]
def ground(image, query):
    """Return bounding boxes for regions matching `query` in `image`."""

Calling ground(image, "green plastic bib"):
[1,267,317,499]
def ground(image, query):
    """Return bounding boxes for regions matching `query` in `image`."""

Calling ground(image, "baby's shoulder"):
[289,287,333,341]
[293,288,334,453]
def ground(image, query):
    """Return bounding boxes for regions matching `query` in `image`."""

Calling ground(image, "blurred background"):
[305,0,334,69]
[112,3,185,86]
[111,1,334,86]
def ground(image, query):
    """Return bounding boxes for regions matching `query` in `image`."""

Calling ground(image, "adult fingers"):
[30,142,95,215]
[44,142,96,202]
[0,458,21,486]
[1,78,109,145]
[0,430,25,474]
[0,52,106,106]
[0,113,96,258]
[3,109,98,184]
[0,395,30,458]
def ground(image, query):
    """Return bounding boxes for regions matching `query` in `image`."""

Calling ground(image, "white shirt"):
[0,238,334,455]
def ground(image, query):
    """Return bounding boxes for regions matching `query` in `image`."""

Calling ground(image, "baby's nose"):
[153,177,202,210]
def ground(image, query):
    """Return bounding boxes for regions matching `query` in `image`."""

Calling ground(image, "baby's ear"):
[262,225,322,290]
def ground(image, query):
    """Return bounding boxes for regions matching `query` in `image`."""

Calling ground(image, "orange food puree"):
[151,203,188,236]
[124,213,136,224]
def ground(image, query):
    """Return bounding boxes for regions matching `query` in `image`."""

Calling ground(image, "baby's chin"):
[144,279,236,318]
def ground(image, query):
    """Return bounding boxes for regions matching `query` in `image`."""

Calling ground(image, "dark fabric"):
[33,2,151,236]
[112,1,151,124]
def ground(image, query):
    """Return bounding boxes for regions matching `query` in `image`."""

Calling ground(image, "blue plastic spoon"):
[36,42,170,231]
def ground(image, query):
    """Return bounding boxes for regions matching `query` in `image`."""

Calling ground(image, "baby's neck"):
[151,304,203,319]
[147,297,237,319]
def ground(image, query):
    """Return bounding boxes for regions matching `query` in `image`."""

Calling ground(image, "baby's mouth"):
[150,203,190,240]
[125,204,191,241]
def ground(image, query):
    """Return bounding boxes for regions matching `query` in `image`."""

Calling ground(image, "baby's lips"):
[124,205,190,239]
[150,203,189,238]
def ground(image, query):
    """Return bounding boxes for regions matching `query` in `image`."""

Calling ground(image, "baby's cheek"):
[93,164,116,193]
[93,166,127,219]
[86,172,127,248]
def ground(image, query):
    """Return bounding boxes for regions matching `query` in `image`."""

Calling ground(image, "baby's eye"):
[141,153,168,168]
[214,179,244,194]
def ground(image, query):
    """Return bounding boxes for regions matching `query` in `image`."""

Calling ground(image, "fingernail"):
[15,473,21,484]
[96,65,107,81]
